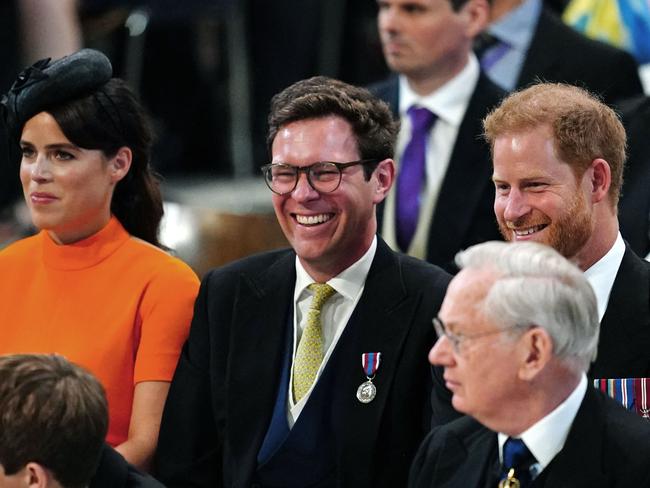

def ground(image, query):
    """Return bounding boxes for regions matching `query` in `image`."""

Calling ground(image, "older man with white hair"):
[410,241,650,488]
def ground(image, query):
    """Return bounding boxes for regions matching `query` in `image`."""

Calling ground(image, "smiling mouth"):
[509,224,548,237]
[294,213,334,226]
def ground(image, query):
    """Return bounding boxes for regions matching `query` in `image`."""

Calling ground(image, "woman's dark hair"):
[47,79,164,247]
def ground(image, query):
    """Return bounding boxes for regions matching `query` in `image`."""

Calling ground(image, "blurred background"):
[1,0,648,275]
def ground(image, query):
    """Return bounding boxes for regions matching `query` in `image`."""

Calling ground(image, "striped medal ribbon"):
[356,352,381,404]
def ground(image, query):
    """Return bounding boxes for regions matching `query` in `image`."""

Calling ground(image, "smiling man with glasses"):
[156,76,452,488]
[410,240,650,488]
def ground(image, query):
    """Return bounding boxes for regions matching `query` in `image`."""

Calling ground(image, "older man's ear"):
[517,327,554,382]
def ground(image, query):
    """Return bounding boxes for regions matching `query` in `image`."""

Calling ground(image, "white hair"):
[455,241,599,371]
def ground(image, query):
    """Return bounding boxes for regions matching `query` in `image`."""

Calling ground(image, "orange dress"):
[0,216,199,446]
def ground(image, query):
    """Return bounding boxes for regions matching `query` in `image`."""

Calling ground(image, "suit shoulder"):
[600,392,650,444]
[473,73,507,109]
[367,76,397,96]
[397,252,452,287]
[202,247,294,283]
[367,76,400,114]
[539,8,639,69]
[593,392,650,481]
[416,416,486,464]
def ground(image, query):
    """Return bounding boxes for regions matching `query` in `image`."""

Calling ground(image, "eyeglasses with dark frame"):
[260,159,381,195]
[432,317,530,354]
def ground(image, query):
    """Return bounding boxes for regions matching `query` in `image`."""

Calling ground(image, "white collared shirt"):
[498,374,587,473]
[287,236,377,426]
[382,54,480,259]
[485,0,542,91]
[583,232,626,322]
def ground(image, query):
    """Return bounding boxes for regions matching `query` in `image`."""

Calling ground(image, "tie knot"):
[503,437,534,471]
[474,31,500,57]
[308,283,336,310]
[407,106,436,133]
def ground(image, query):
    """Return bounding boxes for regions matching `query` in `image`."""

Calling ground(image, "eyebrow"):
[491,175,549,184]
[19,141,80,151]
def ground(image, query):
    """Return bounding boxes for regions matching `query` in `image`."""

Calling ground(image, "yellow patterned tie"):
[293,283,336,403]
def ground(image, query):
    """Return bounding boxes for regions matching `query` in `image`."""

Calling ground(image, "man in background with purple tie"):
[370,0,505,273]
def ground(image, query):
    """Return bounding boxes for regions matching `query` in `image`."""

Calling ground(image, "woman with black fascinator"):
[0,49,200,471]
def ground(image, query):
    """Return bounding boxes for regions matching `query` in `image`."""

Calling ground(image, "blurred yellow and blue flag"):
[564,0,650,63]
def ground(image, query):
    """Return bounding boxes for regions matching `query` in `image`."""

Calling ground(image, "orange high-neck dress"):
[0,216,199,445]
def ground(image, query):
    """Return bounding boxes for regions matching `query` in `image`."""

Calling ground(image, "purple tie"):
[396,106,437,251]
[475,32,511,71]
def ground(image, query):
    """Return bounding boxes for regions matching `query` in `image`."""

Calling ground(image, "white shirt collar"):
[397,53,480,127]
[294,236,377,302]
[498,374,587,470]
[583,232,626,322]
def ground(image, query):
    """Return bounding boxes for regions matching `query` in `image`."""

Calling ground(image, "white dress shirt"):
[287,236,377,426]
[382,54,480,259]
[498,374,587,474]
[583,232,626,322]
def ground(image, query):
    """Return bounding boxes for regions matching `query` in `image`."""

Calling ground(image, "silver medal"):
[356,379,376,403]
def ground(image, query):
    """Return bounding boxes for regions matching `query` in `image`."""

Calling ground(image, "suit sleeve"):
[408,426,442,488]
[154,270,224,487]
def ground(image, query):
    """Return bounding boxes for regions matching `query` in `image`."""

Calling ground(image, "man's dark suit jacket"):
[591,245,650,378]
[409,386,650,487]
[617,95,650,257]
[431,245,650,425]
[91,445,165,488]
[155,238,451,487]
[515,6,643,105]
[370,73,505,272]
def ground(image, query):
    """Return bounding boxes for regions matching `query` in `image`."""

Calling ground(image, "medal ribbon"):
[634,377,650,418]
[595,377,650,417]
[362,352,381,378]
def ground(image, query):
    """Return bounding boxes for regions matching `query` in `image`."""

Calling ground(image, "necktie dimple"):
[292,283,336,403]
[396,106,437,252]
[499,437,536,487]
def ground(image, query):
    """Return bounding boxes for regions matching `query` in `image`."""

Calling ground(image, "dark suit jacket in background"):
[91,445,165,488]
[430,245,650,425]
[370,73,505,272]
[617,95,650,257]
[155,238,451,487]
[410,386,650,488]
[516,7,643,105]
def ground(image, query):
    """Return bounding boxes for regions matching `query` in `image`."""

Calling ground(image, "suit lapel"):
[337,240,426,477]
[542,388,608,486]
[227,251,296,483]
[593,246,650,378]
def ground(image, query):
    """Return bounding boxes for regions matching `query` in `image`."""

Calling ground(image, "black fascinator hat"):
[1,48,112,139]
